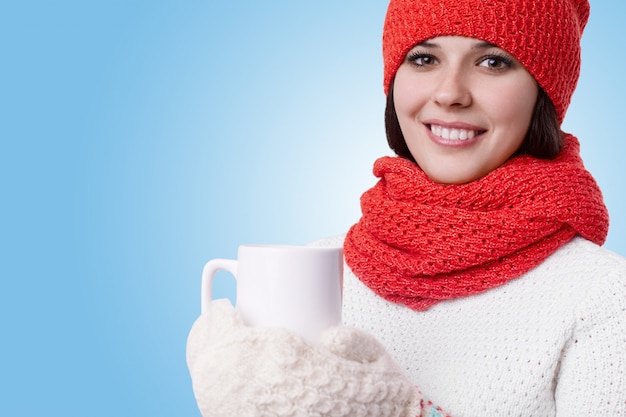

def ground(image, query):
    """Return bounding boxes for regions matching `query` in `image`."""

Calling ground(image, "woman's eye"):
[408,53,437,67]
[479,55,512,70]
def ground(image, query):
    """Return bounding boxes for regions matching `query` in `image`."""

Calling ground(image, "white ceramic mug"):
[201,244,343,343]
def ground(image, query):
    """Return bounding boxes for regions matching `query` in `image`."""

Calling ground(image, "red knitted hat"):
[382,0,590,123]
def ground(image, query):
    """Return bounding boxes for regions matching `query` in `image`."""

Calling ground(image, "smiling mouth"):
[429,124,486,141]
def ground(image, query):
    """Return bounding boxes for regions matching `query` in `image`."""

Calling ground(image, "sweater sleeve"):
[554,265,626,415]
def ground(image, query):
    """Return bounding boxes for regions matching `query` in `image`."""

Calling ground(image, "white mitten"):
[187,299,422,417]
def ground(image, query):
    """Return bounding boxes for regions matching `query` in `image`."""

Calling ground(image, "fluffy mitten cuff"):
[187,299,422,417]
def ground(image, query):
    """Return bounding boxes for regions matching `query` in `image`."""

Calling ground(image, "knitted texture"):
[187,299,422,417]
[382,0,590,123]
[344,135,609,311]
[318,235,626,416]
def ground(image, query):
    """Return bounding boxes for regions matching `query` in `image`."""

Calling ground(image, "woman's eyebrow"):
[417,40,439,48]
[473,41,499,49]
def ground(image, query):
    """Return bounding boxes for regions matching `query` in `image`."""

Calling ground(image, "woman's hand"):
[187,299,422,417]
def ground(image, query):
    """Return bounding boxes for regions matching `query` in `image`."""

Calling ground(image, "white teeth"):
[430,124,478,140]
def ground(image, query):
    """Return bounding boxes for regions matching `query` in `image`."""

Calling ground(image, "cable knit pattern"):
[313,235,626,416]
[344,135,609,311]
[187,300,422,417]
[382,0,589,122]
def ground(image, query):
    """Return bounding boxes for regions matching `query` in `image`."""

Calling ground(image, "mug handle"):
[201,258,238,314]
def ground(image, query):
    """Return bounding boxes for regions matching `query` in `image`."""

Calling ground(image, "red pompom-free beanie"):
[382,0,590,124]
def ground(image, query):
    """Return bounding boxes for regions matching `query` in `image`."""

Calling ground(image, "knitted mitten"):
[187,299,422,417]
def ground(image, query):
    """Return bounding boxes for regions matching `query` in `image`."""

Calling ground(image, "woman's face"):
[393,36,538,184]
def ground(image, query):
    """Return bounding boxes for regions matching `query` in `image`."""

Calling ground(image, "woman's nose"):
[431,67,472,108]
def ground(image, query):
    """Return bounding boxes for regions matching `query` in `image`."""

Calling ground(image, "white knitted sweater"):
[313,235,626,416]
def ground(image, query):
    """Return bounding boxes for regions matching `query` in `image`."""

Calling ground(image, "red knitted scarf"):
[344,135,609,311]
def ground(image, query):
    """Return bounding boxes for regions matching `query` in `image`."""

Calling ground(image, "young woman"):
[187,0,626,416]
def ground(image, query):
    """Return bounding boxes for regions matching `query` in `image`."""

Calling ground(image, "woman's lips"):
[428,123,486,141]
[424,121,487,146]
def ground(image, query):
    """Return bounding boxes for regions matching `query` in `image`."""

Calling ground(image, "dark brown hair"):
[384,83,563,163]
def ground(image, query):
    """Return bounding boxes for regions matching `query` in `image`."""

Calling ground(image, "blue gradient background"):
[2,1,624,415]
